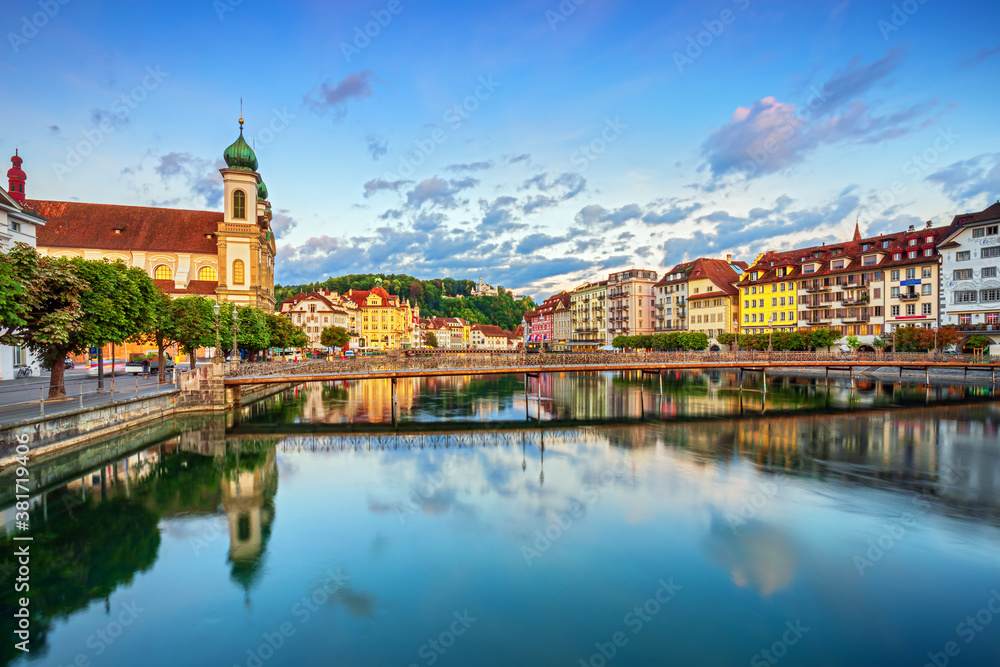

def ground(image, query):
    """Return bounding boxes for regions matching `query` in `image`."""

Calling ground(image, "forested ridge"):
[275,273,537,331]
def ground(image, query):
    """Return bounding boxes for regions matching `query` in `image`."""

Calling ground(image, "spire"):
[853,219,862,242]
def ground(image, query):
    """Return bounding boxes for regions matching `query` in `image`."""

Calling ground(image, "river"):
[2,370,999,666]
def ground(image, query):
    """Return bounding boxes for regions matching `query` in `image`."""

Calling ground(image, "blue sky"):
[2,0,999,297]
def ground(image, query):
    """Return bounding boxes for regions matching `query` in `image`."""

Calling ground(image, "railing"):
[225,350,1000,379]
[954,324,1000,332]
[0,374,179,418]
[898,293,920,301]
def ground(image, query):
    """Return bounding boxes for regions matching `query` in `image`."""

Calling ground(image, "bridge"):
[225,352,1000,388]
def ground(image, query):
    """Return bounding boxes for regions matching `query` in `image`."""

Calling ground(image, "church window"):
[233,189,247,220]
[233,259,245,285]
[198,266,217,281]
[154,264,172,280]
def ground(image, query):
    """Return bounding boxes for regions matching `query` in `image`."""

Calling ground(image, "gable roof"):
[29,199,222,254]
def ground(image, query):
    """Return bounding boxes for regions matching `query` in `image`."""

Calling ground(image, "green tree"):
[967,335,992,352]
[425,332,439,348]
[135,288,177,382]
[267,314,308,351]
[321,325,351,349]
[846,334,862,356]
[807,328,839,350]
[0,245,158,398]
[170,296,217,370]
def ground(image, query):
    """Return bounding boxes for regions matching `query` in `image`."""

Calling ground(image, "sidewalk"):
[0,370,178,426]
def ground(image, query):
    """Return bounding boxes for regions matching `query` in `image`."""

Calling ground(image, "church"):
[21,119,277,312]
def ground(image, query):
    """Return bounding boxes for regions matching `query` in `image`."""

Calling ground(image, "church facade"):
[24,120,276,312]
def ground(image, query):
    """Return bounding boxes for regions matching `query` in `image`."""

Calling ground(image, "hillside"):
[275,273,537,332]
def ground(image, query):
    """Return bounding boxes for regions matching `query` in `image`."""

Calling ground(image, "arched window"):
[233,189,246,220]
[232,259,245,285]
[198,266,218,281]
[154,264,172,280]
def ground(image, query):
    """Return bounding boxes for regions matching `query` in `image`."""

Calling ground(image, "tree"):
[0,245,158,398]
[0,245,86,398]
[425,332,439,348]
[170,296,217,370]
[267,314,308,351]
[872,336,888,358]
[807,328,839,350]
[846,335,862,356]
[320,326,351,349]
[135,288,177,383]
[967,335,991,353]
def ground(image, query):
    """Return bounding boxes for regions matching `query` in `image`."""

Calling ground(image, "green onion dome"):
[257,181,268,200]
[223,120,258,171]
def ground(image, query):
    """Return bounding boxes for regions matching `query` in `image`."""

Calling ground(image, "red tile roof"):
[29,200,222,254]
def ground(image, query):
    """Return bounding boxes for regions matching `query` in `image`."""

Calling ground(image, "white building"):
[1,151,46,379]
[938,202,1000,342]
[279,289,353,348]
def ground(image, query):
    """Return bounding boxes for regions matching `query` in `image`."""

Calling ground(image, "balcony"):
[898,293,920,301]
[805,301,828,309]
[840,297,870,307]
[955,323,1000,332]
[805,285,830,293]
[843,313,870,323]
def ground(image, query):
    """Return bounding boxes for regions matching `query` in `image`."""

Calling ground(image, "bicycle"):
[14,365,32,379]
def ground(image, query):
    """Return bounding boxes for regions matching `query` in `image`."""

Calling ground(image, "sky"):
[2,0,999,298]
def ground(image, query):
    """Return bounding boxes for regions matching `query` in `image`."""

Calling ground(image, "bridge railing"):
[225,351,998,378]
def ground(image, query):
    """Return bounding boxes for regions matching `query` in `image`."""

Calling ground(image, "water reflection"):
[1,373,1000,665]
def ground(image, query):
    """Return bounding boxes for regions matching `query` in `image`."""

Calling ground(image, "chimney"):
[908,224,915,232]
[726,254,732,263]
[7,149,26,204]
[926,220,932,229]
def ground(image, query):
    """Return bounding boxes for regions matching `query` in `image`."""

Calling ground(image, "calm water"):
[3,371,1000,667]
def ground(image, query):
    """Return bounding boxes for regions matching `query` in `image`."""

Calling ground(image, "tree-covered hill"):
[275,273,537,331]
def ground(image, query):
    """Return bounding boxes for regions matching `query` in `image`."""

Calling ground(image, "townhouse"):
[569,280,608,351]
[607,269,658,343]
[684,258,746,341]
[939,202,1000,335]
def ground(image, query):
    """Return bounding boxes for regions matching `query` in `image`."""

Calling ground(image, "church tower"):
[7,150,26,203]
[216,117,276,312]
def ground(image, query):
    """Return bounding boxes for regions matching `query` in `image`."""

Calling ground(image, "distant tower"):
[7,150,26,203]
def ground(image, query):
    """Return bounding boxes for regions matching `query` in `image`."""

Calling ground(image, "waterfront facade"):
[570,280,608,351]
[279,290,355,349]
[938,202,1000,339]
[607,269,658,343]
[680,258,746,342]
[29,122,277,312]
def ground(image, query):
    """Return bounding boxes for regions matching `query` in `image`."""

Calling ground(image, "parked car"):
[343,350,356,358]
[64,357,74,369]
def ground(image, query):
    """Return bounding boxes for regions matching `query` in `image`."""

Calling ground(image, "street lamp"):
[232,308,240,364]
[213,302,221,359]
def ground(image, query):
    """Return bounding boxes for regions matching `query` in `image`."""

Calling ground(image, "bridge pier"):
[926,367,930,385]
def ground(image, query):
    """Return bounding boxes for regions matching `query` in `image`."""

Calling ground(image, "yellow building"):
[570,280,608,351]
[345,279,416,350]
[737,255,799,334]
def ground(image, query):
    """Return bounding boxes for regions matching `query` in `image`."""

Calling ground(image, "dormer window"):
[832,260,845,270]
[882,240,891,249]
[863,255,877,266]
[908,238,917,246]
